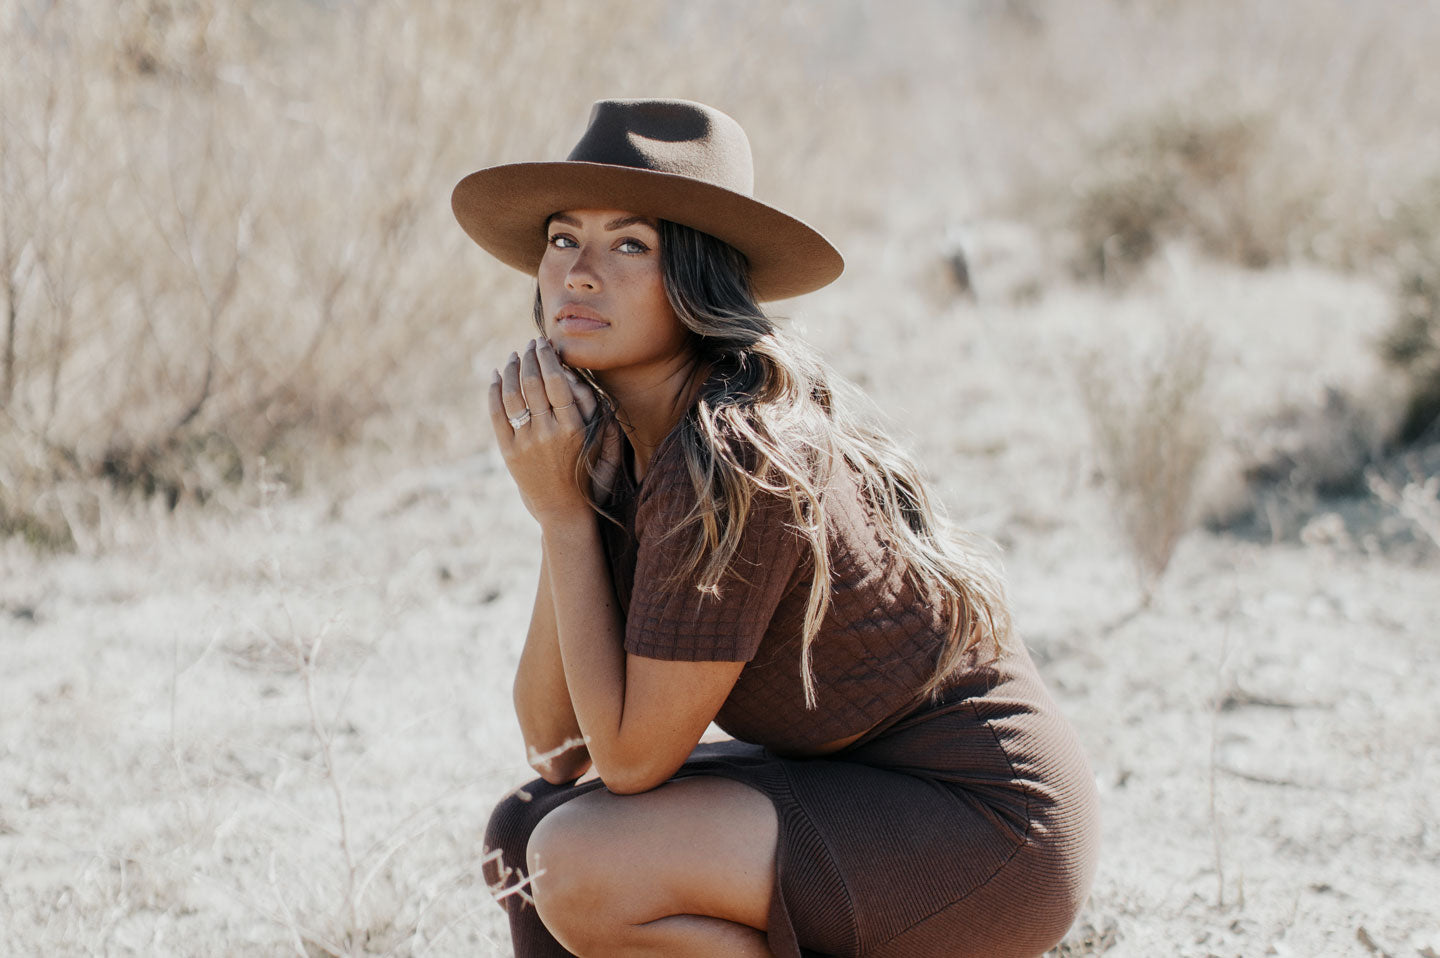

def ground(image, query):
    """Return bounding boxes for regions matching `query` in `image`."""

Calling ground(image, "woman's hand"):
[489,338,620,523]
[489,337,591,524]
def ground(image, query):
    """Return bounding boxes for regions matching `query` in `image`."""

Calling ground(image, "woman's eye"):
[617,238,650,254]
[549,233,577,249]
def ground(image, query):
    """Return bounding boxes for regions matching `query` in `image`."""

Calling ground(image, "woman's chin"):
[552,341,604,372]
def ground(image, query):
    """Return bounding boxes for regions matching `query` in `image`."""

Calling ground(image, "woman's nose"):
[566,248,600,291]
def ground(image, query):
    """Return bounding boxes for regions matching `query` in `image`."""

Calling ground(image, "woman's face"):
[537,209,690,378]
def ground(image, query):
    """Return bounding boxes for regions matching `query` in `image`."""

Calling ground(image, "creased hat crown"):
[566,99,755,195]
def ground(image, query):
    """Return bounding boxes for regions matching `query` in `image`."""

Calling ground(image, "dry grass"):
[3,0,508,541]
[1076,324,1216,598]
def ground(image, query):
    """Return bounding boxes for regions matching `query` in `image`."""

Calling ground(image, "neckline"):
[619,415,687,494]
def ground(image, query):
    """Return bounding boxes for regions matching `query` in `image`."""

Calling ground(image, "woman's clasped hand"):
[487,337,620,522]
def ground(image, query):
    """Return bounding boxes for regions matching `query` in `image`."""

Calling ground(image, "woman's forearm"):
[539,512,634,781]
[512,544,591,783]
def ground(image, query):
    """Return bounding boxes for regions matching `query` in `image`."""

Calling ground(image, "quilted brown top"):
[600,426,981,754]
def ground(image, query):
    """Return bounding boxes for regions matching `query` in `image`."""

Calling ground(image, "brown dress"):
[484,428,1100,958]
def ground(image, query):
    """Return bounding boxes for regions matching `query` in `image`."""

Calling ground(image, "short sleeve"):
[624,447,806,663]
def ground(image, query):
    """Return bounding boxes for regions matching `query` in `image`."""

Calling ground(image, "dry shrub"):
[1239,387,1388,500]
[0,1,671,514]
[1208,384,1404,545]
[0,0,899,549]
[1065,108,1319,282]
[1380,175,1440,445]
[999,0,1440,285]
[1077,324,1217,595]
[2,0,567,540]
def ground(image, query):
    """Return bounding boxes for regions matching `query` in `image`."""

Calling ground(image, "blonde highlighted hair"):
[536,220,1012,706]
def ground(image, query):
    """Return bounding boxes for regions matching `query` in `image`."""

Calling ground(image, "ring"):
[553,401,575,411]
[507,409,532,429]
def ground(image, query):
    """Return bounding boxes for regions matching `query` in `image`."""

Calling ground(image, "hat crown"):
[565,98,755,197]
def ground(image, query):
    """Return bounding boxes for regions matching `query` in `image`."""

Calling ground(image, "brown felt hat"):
[451,98,844,301]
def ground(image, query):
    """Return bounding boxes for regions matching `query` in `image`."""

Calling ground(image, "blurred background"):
[3,1,1439,956]
[4,0,1437,543]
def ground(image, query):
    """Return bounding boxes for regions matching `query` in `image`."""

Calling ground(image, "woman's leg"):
[525,775,779,957]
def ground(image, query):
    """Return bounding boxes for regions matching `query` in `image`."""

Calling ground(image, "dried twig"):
[1368,471,1440,550]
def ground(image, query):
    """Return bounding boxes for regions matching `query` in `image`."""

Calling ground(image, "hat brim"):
[451,161,843,301]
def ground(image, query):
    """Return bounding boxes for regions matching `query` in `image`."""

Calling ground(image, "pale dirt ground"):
[3,233,1438,957]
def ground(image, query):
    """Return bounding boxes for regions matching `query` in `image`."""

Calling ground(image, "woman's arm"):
[540,513,743,795]
[512,356,624,785]
[491,338,741,795]
[512,542,592,784]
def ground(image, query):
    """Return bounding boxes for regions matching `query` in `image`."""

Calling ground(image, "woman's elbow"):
[527,743,592,785]
[594,755,678,795]
[598,771,660,795]
[536,763,584,786]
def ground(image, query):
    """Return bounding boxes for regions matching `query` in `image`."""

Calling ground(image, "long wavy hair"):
[534,220,1013,706]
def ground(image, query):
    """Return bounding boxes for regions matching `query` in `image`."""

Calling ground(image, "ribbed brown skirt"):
[483,649,1099,958]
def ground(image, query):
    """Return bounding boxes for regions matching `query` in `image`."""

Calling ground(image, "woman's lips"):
[555,316,609,332]
[554,305,609,332]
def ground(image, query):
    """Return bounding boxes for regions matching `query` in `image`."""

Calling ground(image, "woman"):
[453,98,1099,958]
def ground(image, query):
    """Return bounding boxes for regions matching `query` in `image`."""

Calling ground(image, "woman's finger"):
[536,339,585,428]
[563,367,599,422]
[500,352,528,420]
[518,340,552,418]
[488,370,514,445]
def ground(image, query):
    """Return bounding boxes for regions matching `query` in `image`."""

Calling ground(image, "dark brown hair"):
[536,220,1012,704]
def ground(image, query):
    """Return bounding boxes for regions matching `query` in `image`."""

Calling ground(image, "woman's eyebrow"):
[604,214,655,231]
[546,213,657,232]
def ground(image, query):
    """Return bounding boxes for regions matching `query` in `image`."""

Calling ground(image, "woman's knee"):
[520,778,778,951]
[525,799,622,952]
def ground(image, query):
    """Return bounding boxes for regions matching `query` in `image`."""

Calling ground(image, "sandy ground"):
[3,247,1439,956]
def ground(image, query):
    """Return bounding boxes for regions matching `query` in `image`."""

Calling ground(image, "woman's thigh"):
[526,775,778,930]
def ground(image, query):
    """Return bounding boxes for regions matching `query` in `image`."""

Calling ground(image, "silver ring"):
[507,409,532,429]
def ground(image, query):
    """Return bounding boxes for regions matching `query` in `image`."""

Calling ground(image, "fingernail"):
[509,351,518,362]
[491,369,500,384]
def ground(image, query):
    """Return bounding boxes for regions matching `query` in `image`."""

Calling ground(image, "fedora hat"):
[451,98,843,301]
